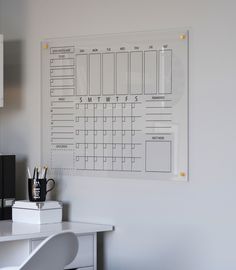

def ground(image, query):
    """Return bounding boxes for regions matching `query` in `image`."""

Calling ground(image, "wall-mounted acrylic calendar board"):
[41,29,189,181]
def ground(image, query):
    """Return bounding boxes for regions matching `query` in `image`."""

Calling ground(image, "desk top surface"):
[0,220,114,242]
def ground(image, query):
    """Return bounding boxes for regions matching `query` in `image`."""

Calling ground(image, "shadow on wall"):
[2,40,27,199]
[97,233,104,270]
[4,40,23,110]
[48,178,70,220]
[16,156,27,200]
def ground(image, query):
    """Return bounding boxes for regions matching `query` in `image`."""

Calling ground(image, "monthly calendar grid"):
[74,102,142,172]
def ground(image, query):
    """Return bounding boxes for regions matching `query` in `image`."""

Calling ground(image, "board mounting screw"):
[42,43,49,49]
[180,34,186,40]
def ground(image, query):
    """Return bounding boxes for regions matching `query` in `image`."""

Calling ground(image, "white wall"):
[1,1,236,269]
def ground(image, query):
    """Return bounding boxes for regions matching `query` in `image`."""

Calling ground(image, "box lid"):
[13,200,62,210]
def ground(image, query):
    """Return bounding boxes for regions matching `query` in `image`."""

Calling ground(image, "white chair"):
[0,231,78,270]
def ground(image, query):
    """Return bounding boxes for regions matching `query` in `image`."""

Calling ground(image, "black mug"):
[28,178,55,202]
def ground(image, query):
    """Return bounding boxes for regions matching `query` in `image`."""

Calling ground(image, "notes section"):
[146,141,171,172]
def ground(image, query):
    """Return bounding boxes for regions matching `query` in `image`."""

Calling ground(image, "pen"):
[30,165,48,179]
[36,167,39,180]
[33,167,36,179]
[38,166,42,178]
[44,166,48,178]
[41,166,45,178]
[27,167,31,178]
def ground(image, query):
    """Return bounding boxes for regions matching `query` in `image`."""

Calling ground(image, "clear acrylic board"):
[41,29,189,180]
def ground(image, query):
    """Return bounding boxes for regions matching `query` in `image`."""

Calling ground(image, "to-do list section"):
[42,30,189,181]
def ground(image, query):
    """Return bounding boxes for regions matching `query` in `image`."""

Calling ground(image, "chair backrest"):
[19,231,78,270]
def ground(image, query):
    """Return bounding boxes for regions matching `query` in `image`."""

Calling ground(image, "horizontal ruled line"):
[146,106,172,109]
[146,120,171,122]
[51,132,74,134]
[76,156,142,159]
[75,116,142,118]
[52,100,74,103]
[76,102,142,105]
[51,126,74,128]
[52,143,74,145]
[52,120,74,122]
[51,107,74,109]
[75,143,142,145]
[145,133,171,135]
[52,113,73,115]
[146,113,172,115]
[146,126,171,129]
[145,99,172,102]
[75,169,142,172]
[51,137,73,140]
[74,129,142,132]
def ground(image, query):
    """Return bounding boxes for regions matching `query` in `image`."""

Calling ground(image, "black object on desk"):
[28,177,55,202]
[0,155,15,220]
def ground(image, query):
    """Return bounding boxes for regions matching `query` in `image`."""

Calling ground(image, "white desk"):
[0,220,113,270]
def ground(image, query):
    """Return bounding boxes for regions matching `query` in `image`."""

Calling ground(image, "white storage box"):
[12,200,62,224]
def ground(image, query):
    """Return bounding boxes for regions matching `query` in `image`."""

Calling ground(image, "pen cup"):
[28,178,55,202]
